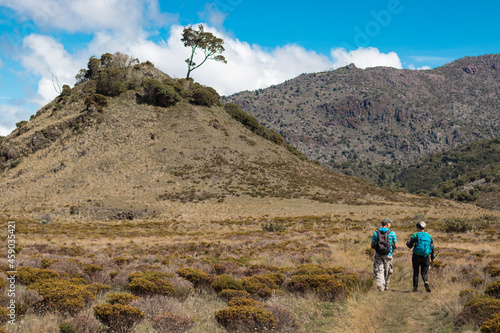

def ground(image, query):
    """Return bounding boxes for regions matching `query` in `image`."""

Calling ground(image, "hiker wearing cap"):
[371,218,398,291]
[406,221,434,292]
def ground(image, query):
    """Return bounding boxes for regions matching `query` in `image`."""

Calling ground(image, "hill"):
[394,137,500,210]
[0,52,454,221]
[224,54,500,184]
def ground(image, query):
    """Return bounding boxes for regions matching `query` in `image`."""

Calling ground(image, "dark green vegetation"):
[224,54,500,203]
[393,137,500,209]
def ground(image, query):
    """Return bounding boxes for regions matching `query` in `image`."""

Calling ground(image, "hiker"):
[406,221,434,292]
[371,217,398,291]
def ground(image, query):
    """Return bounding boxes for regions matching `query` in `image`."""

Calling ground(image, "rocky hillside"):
[224,54,500,183]
[0,53,444,220]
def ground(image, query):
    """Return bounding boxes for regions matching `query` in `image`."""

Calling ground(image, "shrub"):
[129,276,174,296]
[70,314,102,333]
[59,322,76,333]
[83,263,103,275]
[84,94,108,112]
[142,78,181,107]
[0,276,5,290]
[481,312,500,333]
[242,274,284,299]
[228,297,260,307]
[454,296,500,328]
[225,103,259,132]
[17,267,60,286]
[212,275,243,293]
[292,264,328,276]
[485,280,500,299]
[96,67,127,96]
[60,85,72,98]
[28,279,95,314]
[218,289,251,302]
[459,289,479,305]
[176,267,212,289]
[150,313,195,333]
[214,263,227,275]
[215,306,275,333]
[106,293,138,305]
[191,86,221,107]
[285,274,350,301]
[264,303,299,332]
[86,283,111,295]
[94,303,144,332]
[443,217,474,233]
[484,260,500,277]
[0,307,8,324]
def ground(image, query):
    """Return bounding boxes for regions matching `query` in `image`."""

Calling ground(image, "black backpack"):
[375,230,391,255]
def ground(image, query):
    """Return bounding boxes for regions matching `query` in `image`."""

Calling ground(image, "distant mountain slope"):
[0,54,439,220]
[395,137,500,210]
[224,54,500,182]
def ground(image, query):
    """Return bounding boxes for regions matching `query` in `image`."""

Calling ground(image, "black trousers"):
[412,253,430,288]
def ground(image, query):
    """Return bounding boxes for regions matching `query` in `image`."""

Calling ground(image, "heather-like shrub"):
[0,276,5,290]
[228,297,260,307]
[17,267,60,286]
[292,264,328,276]
[59,322,76,333]
[176,267,212,289]
[70,314,103,333]
[60,85,72,98]
[264,303,299,332]
[212,275,243,293]
[94,303,144,332]
[242,274,284,299]
[83,263,103,275]
[107,293,138,305]
[225,103,259,132]
[454,296,500,328]
[219,289,251,302]
[443,217,474,233]
[285,274,350,301]
[129,275,174,296]
[481,312,500,333]
[86,283,111,295]
[484,260,500,277]
[214,263,227,275]
[28,279,95,314]
[459,289,479,305]
[150,313,195,333]
[485,280,500,299]
[215,306,275,333]
[0,307,8,324]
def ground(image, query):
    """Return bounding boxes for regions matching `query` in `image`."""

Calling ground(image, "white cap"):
[417,221,426,229]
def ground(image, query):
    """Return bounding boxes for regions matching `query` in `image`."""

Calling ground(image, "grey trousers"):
[374,253,393,290]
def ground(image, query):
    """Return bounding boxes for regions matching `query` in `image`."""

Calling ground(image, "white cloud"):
[0,104,26,136]
[21,34,81,105]
[408,64,431,70]
[331,47,402,70]
[0,0,176,37]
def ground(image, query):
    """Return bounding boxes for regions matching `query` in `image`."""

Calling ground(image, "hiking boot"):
[425,282,431,293]
[412,287,418,292]
[384,286,389,291]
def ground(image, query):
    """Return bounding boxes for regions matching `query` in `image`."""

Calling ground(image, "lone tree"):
[181,24,227,80]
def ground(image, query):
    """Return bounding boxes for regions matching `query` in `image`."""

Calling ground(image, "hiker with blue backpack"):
[406,221,435,292]
[371,217,398,291]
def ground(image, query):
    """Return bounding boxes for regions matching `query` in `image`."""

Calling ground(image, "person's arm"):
[406,233,416,249]
[371,231,377,249]
[392,231,398,249]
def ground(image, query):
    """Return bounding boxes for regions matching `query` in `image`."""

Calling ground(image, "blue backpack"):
[413,232,432,256]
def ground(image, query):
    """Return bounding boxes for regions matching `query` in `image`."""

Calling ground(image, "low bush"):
[215,306,275,333]
[142,78,181,107]
[228,297,261,307]
[28,279,95,314]
[0,276,5,290]
[94,303,144,332]
[84,94,108,112]
[191,86,221,107]
[150,313,195,333]
[213,263,227,275]
[218,289,251,302]
[484,260,500,277]
[106,293,138,305]
[242,274,284,299]
[443,217,474,233]
[70,314,102,333]
[0,307,8,324]
[264,303,299,332]
[212,275,244,293]
[16,267,60,286]
[96,67,127,96]
[128,272,175,296]
[485,280,500,299]
[83,263,103,275]
[86,283,111,295]
[225,103,259,132]
[481,312,500,333]
[176,267,212,289]
[454,296,500,328]
[59,322,76,333]
[285,274,350,301]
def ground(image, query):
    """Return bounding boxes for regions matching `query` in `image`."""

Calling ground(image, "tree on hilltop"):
[181,24,227,80]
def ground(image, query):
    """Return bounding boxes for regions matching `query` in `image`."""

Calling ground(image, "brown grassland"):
[1,204,500,333]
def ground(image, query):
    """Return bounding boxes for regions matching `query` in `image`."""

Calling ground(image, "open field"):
[1,207,500,332]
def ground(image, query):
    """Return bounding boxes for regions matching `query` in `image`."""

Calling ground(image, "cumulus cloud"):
[408,64,431,70]
[331,47,402,69]
[0,0,176,37]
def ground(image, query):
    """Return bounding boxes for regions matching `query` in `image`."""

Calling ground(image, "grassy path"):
[329,256,462,333]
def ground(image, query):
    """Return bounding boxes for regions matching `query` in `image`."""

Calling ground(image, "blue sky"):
[0,0,499,136]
